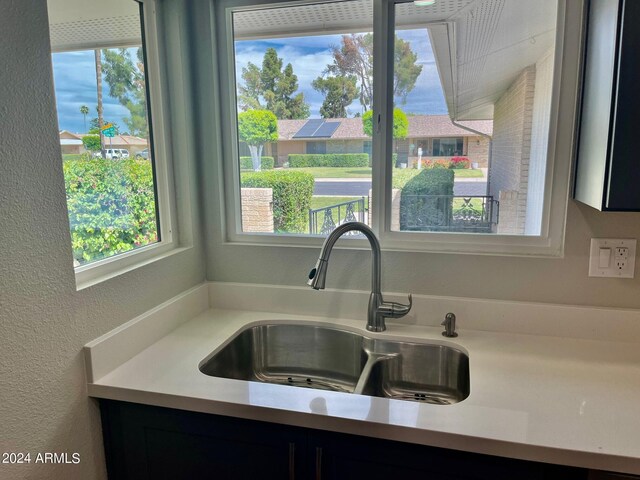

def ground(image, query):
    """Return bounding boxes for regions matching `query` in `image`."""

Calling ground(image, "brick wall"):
[490,65,536,234]
[466,136,490,168]
[241,188,274,232]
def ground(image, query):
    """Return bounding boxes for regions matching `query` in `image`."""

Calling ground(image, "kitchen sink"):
[199,323,470,404]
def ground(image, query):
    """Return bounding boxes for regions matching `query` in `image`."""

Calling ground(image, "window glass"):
[48,0,160,265]
[232,0,373,235]
[392,0,557,235]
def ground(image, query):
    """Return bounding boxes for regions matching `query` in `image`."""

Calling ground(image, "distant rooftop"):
[278,114,492,141]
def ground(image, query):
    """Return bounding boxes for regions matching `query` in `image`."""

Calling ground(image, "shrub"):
[288,153,369,168]
[240,156,274,170]
[63,158,157,264]
[450,156,471,169]
[82,134,101,152]
[392,169,421,189]
[241,170,314,233]
[399,169,455,231]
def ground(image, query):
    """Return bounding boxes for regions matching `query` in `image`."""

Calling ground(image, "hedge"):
[399,169,454,231]
[63,158,157,264]
[241,170,314,233]
[240,156,274,170]
[288,153,369,168]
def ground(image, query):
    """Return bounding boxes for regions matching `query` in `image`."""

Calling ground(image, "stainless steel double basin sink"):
[199,323,470,405]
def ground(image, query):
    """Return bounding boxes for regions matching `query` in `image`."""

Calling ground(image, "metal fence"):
[400,195,499,233]
[309,197,366,235]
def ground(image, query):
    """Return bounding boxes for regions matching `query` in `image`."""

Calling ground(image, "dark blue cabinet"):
[575,0,640,211]
[100,400,587,480]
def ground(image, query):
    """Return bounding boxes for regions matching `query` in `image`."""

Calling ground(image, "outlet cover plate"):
[589,238,636,278]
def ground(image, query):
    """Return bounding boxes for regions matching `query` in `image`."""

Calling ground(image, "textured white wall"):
[0,1,205,479]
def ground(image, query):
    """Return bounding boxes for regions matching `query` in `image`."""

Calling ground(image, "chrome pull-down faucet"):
[307,222,412,332]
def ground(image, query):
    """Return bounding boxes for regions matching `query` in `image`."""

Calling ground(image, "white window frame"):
[217,0,584,257]
[68,0,179,289]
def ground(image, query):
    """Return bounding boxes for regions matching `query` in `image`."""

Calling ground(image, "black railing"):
[309,197,366,235]
[400,195,499,233]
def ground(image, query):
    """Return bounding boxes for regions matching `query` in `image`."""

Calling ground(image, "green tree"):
[394,37,423,104]
[238,48,310,119]
[328,34,423,110]
[101,48,148,137]
[362,108,408,166]
[238,110,279,171]
[80,105,89,132]
[311,75,359,118]
[238,63,263,111]
[82,134,102,153]
[362,108,408,139]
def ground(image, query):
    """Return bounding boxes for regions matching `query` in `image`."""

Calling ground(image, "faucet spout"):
[306,222,411,332]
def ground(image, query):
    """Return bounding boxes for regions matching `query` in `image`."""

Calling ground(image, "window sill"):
[224,232,564,258]
[74,243,190,291]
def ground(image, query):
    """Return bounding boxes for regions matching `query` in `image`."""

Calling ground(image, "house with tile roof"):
[242,115,492,168]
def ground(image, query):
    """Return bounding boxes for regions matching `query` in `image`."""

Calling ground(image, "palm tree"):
[80,105,89,132]
[94,49,105,158]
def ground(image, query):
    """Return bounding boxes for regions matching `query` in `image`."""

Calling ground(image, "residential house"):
[58,131,149,155]
[243,115,492,168]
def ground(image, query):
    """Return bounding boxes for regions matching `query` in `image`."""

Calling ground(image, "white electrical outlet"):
[589,239,636,278]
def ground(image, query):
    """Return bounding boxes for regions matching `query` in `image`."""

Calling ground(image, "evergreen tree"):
[238,48,310,119]
[312,75,359,118]
[328,34,423,110]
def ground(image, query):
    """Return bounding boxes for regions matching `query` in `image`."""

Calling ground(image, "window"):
[432,138,464,157]
[218,0,582,255]
[229,0,373,236]
[306,141,327,155]
[48,0,174,282]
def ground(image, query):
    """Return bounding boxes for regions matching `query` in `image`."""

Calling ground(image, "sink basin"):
[199,324,368,393]
[358,341,470,405]
[199,323,470,404]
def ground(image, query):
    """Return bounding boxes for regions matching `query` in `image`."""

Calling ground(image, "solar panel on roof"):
[313,121,340,138]
[293,119,324,138]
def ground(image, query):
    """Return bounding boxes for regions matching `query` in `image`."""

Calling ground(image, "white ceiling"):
[47,0,141,52]
[447,0,558,120]
[233,0,477,39]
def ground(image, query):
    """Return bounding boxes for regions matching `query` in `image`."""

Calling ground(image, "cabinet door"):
[100,400,306,480]
[310,430,587,480]
[607,0,640,210]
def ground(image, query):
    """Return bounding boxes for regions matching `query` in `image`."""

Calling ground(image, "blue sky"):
[51,30,446,132]
[234,28,447,117]
[51,50,134,133]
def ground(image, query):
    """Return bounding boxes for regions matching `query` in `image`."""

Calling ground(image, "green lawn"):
[310,196,369,210]
[453,169,484,178]
[284,167,483,179]
[63,153,90,161]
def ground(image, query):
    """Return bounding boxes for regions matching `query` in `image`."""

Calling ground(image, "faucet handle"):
[441,312,458,337]
[379,294,412,319]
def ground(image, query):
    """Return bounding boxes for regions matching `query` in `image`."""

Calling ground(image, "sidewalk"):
[315,168,487,183]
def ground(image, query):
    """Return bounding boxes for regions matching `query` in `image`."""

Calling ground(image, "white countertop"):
[85,283,640,475]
